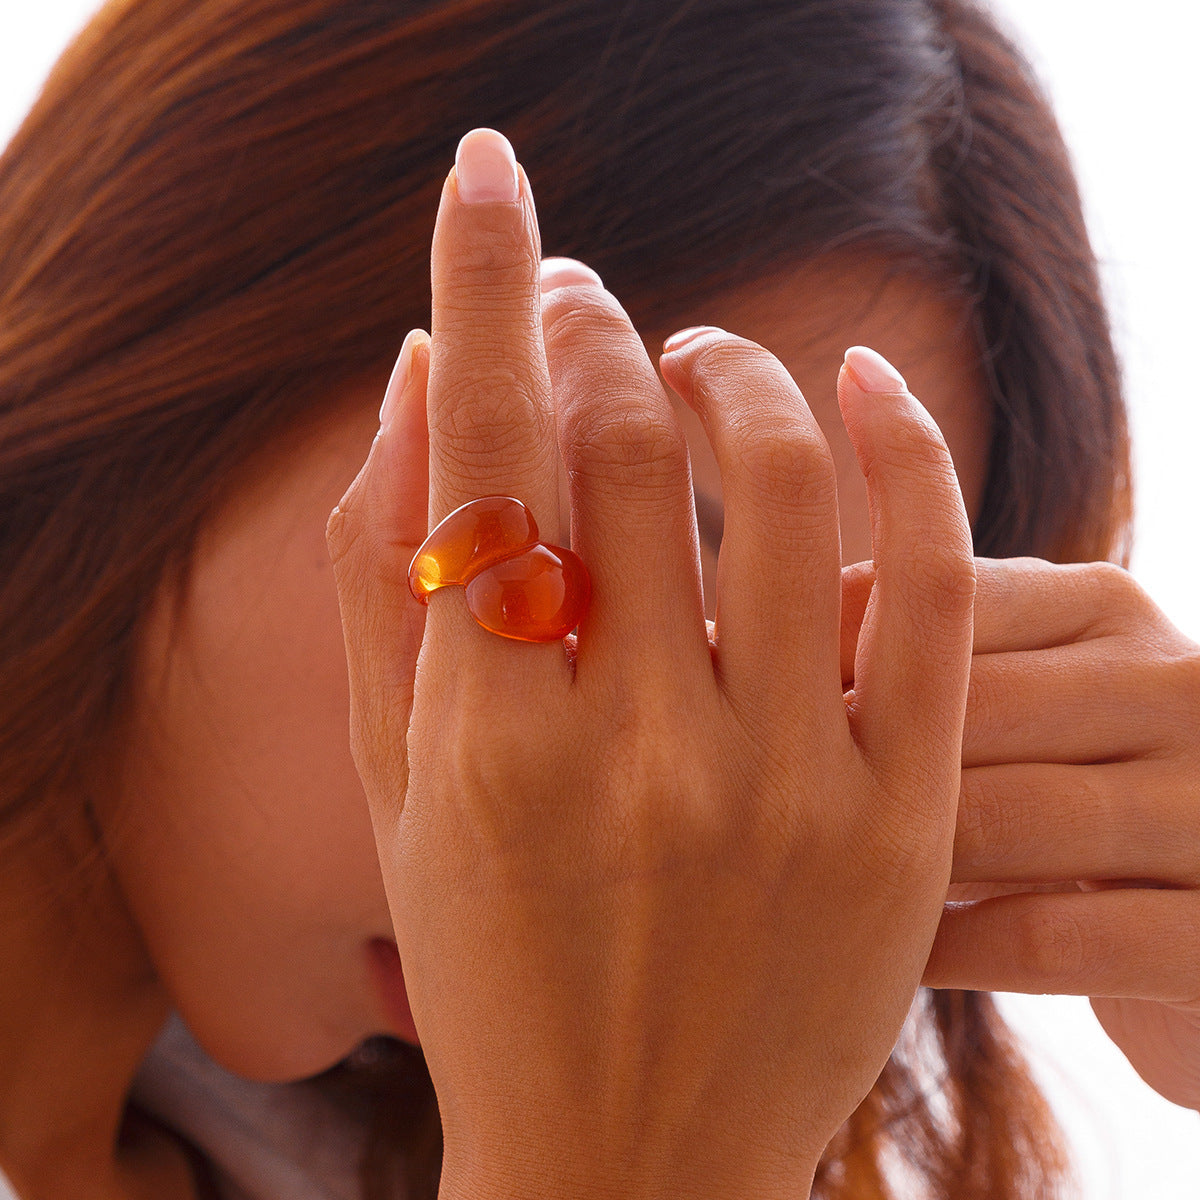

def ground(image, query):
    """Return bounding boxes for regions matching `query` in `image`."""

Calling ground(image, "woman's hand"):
[327,129,976,1199]
[909,557,1200,1111]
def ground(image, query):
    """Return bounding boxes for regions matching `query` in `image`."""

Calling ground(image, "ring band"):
[407,496,591,642]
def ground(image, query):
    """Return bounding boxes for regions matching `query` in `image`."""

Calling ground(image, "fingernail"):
[379,329,425,430]
[540,257,603,292]
[843,346,908,394]
[662,325,725,353]
[454,128,520,204]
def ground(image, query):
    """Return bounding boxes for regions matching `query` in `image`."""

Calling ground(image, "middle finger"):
[425,129,565,673]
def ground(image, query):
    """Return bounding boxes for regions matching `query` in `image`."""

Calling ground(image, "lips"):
[365,937,421,1045]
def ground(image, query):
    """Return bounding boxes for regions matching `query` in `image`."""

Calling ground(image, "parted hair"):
[0,0,1127,1196]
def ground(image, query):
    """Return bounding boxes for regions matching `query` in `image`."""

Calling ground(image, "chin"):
[174,994,371,1083]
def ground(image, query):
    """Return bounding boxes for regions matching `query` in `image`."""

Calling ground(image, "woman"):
[1,1,1197,1198]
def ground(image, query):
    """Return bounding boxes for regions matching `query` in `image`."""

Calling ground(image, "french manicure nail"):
[379,329,424,430]
[662,325,725,353]
[454,128,520,204]
[843,346,908,394]
[540,257,604,292]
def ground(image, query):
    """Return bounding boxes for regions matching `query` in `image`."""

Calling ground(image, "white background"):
[3,1,1198,1195]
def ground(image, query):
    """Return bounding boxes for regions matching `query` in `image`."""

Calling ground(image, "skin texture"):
[105,259,990,1083]
[0,256,989,1198]
[4,129,1200,1196]
[329,136,979,1197]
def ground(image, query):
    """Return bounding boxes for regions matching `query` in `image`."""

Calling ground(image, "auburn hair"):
[0,0,1127,1196]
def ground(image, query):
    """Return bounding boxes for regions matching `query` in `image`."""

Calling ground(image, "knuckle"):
[325,490,368,574]
[688,335,778,393]
[1062,771,1116,855]
[347,704,402,793]
[325,496,413,598]
[573,403,689,480]
[1084,559,1136,594]
[432,367,551,471]
[900,539,977,620]
[874,407,953,474]
[1015,902,1088,988]
[957,770,1007,859]
[601,682,696,783]
[845,793,944,893]
[1161,648,1200,739]
[730,416,836,505]
[541,286,627,351]
[864,415,967,529]
[1182,647,1200,705]
[964,664,1016,747]
[609,707,685,798]
[441,218,539,297]
[1086,561,1157,626]
[431,702,556,829]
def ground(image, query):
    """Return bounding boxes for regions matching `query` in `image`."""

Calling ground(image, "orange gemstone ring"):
[407,496,591,643]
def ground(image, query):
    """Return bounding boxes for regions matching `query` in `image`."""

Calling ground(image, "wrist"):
[438,1144,819,1200]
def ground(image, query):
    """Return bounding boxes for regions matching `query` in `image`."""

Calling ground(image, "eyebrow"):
[693,489,724,554]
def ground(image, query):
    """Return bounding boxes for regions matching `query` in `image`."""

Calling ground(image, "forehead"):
[644,254,991,567]
[646,253,987,452]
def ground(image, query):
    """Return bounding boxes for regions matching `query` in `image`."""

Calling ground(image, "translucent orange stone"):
[465,542,591,642]
[407,496,590,642]
[407,496,538,600]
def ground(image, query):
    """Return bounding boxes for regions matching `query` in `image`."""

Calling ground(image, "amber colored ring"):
[407,496,591,643]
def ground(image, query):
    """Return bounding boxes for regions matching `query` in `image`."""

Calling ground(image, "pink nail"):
[843,346,908,394]
[379,329,424,430]
[454,128,519,204]
[662,325,724,353]
[540,257,604,291]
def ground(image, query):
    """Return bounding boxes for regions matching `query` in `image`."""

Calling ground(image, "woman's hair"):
[0,0,1127,1196]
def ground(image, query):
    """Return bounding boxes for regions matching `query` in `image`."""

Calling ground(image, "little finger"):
[925,887,1200,1004]
[836,347,975,787]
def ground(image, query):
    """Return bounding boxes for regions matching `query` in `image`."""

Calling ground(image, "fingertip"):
[453,127,520,205]
[657,326,729,409]
[372,329,432,547]
[380,329,430,430]
[398,331,431,449]
[662,325,726,354]
[657,348,692,406]
[837,347,912,441]
[540,257,604,292]
[842,346,908,396]
[836,347,946,467]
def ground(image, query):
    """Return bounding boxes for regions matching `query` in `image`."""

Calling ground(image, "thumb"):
[326,328,431,812]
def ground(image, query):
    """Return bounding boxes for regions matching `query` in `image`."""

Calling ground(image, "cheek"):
[105,522,393,1080]
[830,450,873,567]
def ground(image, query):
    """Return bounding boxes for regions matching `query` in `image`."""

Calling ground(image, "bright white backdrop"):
[982,4,1200,1196]
[3,1,1198,1195]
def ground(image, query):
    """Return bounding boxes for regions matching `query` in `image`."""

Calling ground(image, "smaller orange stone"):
[465,543,591,642]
